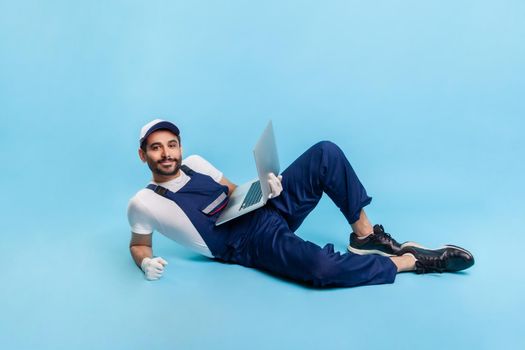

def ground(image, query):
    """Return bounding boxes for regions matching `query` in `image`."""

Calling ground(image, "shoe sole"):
[347,241,427,257]
[347,243,473,258]
[347,246,396,257]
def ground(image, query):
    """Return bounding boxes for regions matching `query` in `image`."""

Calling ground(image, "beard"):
[147,156,182,177]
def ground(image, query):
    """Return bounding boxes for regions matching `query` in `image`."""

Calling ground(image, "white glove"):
[267,173,283,199]
[141,257,168,281]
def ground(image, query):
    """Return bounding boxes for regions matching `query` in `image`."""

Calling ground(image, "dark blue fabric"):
[147,142,397,288]
[229,142,397,287]
[146,165,235,259]
[269,140,373,228]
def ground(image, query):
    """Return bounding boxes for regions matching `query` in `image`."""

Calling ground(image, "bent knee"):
[315,140,340,151]
[314,140,343,158]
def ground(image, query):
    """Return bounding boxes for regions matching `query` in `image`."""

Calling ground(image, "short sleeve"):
[127,196,155,234]
[183,155,223,182]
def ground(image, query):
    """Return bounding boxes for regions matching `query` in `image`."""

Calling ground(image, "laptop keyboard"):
[240,181,263,210]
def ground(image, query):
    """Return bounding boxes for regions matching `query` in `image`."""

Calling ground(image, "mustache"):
[157,156,179,164]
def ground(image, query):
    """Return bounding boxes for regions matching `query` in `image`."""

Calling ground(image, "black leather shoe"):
[401,245,475,274]
[348,224,423,257]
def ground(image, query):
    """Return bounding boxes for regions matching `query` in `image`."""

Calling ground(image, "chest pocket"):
[201,191,229,216]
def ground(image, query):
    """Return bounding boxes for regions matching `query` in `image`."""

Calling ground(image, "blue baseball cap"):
[139,119,180,148]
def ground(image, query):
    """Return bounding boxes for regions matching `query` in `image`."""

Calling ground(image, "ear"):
[138,148,147,163]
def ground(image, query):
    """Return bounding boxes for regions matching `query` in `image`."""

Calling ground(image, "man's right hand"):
[267,173,283,199]
[140,257,168,280]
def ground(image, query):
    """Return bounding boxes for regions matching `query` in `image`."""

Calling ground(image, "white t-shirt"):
[127,155,223,258]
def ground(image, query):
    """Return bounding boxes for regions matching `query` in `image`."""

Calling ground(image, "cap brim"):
[140,121,180,147]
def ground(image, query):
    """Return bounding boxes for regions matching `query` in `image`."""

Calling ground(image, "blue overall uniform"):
[147,141,397,288]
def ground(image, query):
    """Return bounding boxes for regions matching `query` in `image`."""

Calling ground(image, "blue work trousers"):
[224,141,397,288]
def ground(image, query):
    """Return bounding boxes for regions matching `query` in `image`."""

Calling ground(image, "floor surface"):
[1,1,524,349]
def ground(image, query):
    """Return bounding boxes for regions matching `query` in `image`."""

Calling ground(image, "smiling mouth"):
[159,160,175,166]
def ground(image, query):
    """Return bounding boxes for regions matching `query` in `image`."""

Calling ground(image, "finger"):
[151,262,164,269]
[271,179,282,192]
[152,258,167,266]
[152,264,164,272]
[278,175,282,181]
[268,178,278,192]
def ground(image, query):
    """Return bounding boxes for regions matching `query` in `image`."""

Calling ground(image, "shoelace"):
[370,233,393,244]
[372,225,394,242]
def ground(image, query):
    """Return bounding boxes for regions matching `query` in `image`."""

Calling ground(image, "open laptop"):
[215,121,280,225]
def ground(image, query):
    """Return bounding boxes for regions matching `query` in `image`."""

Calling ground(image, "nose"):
[161,147,171,159]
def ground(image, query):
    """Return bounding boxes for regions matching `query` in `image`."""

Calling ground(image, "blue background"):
[1,1,524,349]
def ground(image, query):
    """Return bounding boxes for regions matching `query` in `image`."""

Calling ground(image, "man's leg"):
[263,141,472,277]
[391,255,417,272]
[234,208,399,288]
[351,209,374,237]
[269,141,372,232]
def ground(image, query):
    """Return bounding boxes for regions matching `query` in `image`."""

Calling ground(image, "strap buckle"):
[154,186,168,196]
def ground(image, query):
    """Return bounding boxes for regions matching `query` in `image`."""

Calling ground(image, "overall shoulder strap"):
[180,164,195,176]
[146,183,171,197]
[146,165,195,198]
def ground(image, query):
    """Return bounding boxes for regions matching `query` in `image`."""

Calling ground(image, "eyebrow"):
[148,139,179,148]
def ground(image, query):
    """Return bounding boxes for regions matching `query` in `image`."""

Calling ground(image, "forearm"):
[129,234,167,280]
[130,245,152,268]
